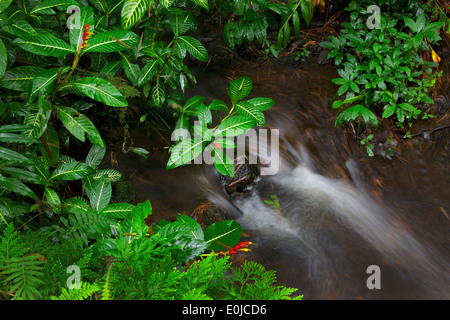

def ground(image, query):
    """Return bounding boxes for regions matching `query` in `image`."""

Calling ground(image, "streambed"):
[112,35,450,299]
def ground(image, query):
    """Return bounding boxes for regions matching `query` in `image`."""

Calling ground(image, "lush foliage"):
[221,0,320,57]
[0,0,299,300]
[320,0,447,155]
[167,76,274,177]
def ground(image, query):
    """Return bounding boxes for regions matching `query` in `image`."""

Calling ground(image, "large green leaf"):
[2,20,38,39]
[247,97,274,111]
[204,220,242,251]
[235,101,265,126]
[100,203,134,219]
[13,33,75,57]
[137,58,158,86]
[0,147,33,164]
[30,0,79,14]
[89,175,111,212]
[0,0,13,12]
[0,39,7,79]
[0,176,38,199]
[169,11,196,36]
[28,68,65,102]
[151,78,165,107]
[85,144,106,167]
[58,77,128,107]
[212,147,234,178]
[0,167,44,185]
[228,76,252,103]
[0,66,45,91]
[121,0,152,30]
[214,115,255,137]
[0,133,36,144]
[50,161,94,181]
[44,188,61,212]
[166,137,207,170]
[84,30,139,53]
[178,36,208,62]
[92,169,123,183]
[56,106,104,147]
[89,0,107,12]
[190,0,208,10]
[121,54,140,86]
[100,60,121,76]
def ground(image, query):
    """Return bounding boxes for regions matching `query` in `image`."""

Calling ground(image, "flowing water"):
[114,36,450,299]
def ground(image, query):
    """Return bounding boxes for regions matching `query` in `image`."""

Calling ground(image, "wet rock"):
[219,163,259,195]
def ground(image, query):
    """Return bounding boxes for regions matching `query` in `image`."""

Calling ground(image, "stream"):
[113,35,450,299]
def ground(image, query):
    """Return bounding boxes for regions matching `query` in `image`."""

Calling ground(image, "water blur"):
[114,37,450,299]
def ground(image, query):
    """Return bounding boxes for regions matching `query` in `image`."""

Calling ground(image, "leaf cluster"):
[320,0,445,155]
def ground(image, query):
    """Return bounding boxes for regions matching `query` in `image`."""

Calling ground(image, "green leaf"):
[100,60,121,76]
[247,97,274,111]
[176,214,204,240]
[58,77,128,107]
[2,20,38,39]
[404,16,418,32]
[0,133,36,144]
[56,106,104,146]
[208,99,228,111]
[121,54,140,86]
[183,95,203,112]
[169,10,196,36]
[121,0,152,30]
[93,169,123,182]
[197,104,212,126]
[235,101,265,126]
[151,78,165,107]
[84,30,139,53]
[45,188,61,211]
[178,36,208,62]
[0,66,45,91]
[0,176,38,199]
[13,33,75,57]
[398,103,417,112]
[137,59,158,86]
[166,137,206,170]
[0,39,7,79]
[228,76,252,103]
[85,144,106,167]
[382,105,396,118]
[90,175,111,211]
[337,82,350,96]
[50,162,94,181]
[214,116,255,137]
[31,0,79,14]
[28,68,63,101]
[204,220,242,251]
[189,0,208,10]
[0,167,44,185]
[100,203,134,219]
[212,147,234,177]
[89,0,107,12]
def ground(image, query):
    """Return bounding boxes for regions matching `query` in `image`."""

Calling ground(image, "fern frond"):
[2,254,45,300]
[100,265,113,300]
[48,212,114,246]
[50,281,100,300]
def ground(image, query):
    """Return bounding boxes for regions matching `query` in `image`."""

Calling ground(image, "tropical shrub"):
[0,0,297,300]
[320,0,447,156]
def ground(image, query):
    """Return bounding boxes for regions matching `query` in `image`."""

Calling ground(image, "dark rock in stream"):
[219,163,260,195]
